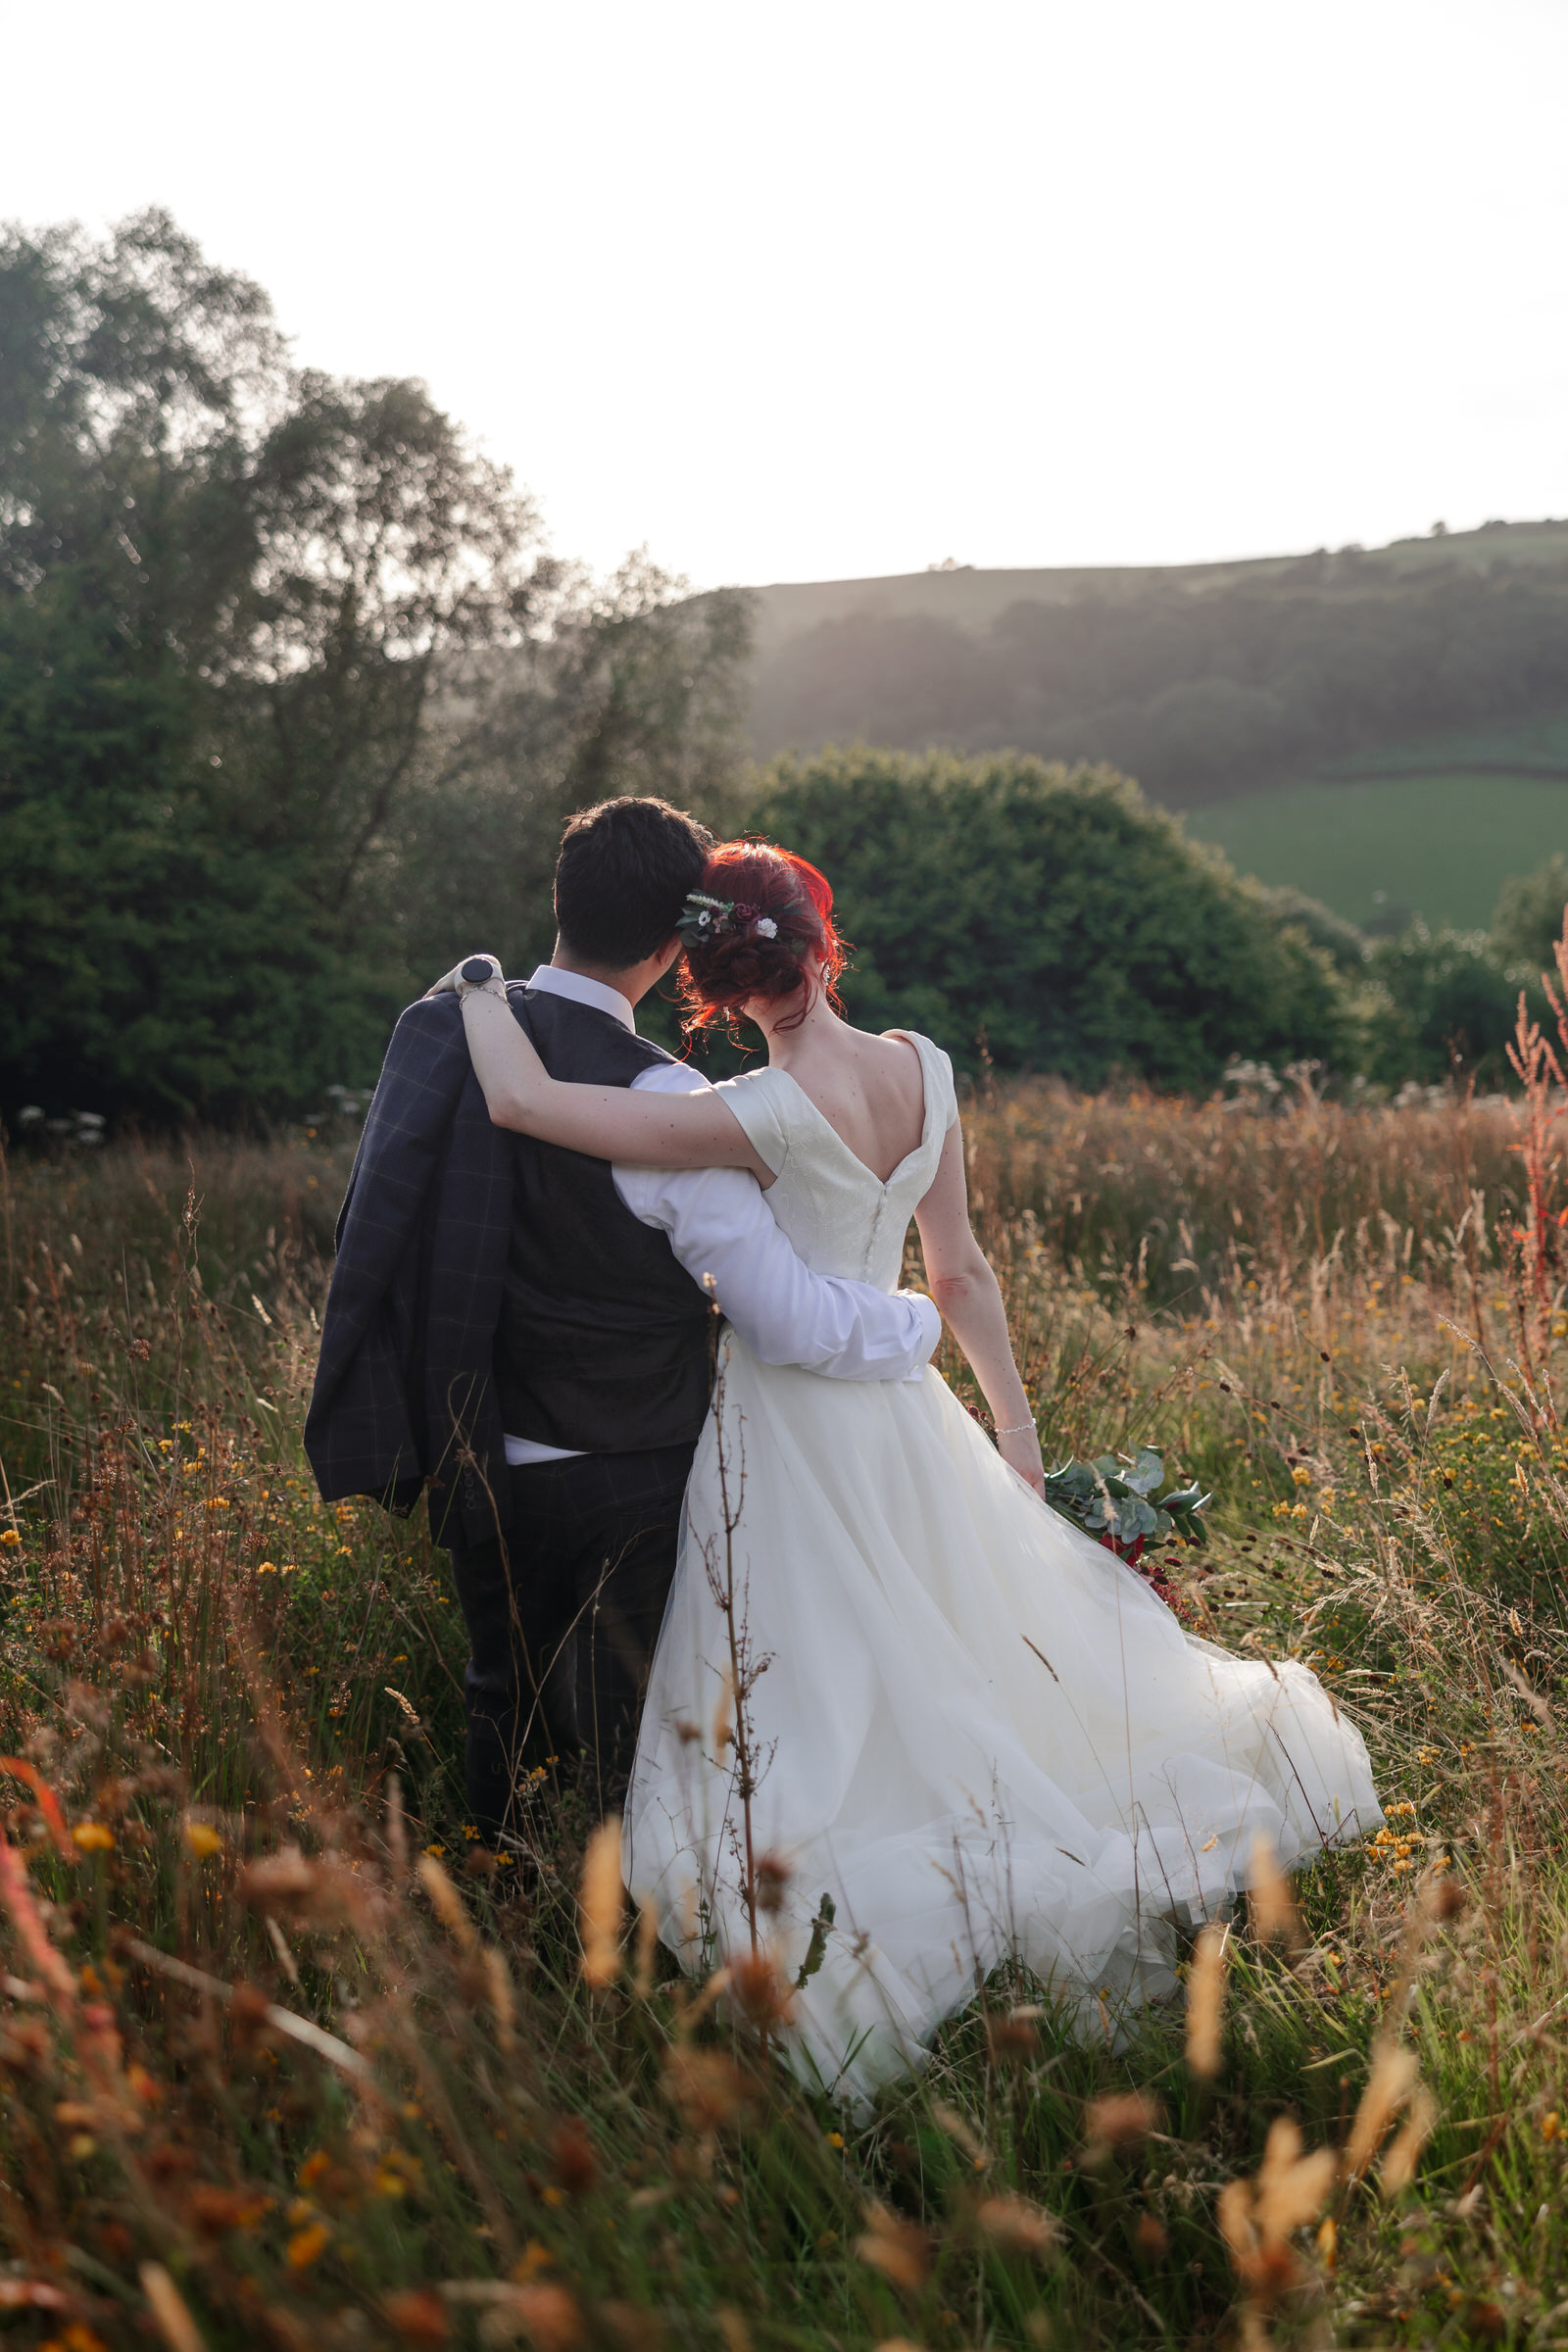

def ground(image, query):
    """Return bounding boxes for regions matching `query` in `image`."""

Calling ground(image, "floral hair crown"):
[676,890,788,949]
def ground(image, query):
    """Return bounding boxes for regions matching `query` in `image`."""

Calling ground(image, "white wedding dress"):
[622,1033,1380,2105]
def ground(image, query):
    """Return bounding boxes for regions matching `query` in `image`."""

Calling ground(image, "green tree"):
[1362,923,1520,1087]
[1492,857,1568,979]
[0,214,550,1119]
[749,747,1350,1087]
[387,557,755,993]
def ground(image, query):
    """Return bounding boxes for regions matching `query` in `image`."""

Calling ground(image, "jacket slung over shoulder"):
[304,990,518,1546]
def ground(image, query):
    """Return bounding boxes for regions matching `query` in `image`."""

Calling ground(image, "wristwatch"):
[455,956,506,1000]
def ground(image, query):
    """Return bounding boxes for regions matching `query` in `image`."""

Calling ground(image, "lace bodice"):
[714,1031,957,1289]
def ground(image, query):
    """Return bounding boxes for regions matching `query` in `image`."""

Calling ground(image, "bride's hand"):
[998,1423,1045,1496]
[425,955,502,999]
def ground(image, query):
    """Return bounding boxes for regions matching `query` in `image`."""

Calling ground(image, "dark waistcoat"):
[492,990,713,1453]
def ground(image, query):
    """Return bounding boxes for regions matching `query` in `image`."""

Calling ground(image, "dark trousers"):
[445,1442,695,1840]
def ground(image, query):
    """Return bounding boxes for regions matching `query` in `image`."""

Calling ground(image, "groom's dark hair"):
[554,796,714,969]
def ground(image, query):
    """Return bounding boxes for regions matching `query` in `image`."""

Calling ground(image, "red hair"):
[677,842,848,1041]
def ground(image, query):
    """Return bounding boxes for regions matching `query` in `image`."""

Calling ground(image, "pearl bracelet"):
[995,1421,1036,1437]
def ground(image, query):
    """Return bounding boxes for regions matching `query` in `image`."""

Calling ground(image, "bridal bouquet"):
[1040,1446,1208,1613]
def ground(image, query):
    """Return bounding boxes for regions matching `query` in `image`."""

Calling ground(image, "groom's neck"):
[550,938,660,1011]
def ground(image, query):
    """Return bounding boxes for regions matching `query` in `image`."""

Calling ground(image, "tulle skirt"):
[623,1337,1380,2107]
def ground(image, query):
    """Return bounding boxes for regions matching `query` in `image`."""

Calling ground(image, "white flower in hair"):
[754,915,778,939]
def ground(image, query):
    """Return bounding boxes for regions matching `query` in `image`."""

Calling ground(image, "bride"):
[446,841,1381,2102]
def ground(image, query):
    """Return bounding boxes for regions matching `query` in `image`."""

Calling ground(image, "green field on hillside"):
[1190,771,1568,931]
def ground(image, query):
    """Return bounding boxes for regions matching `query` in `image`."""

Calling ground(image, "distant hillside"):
[741,521,1568,816]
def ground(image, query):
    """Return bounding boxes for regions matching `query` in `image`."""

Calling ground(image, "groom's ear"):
[656,935,682,976]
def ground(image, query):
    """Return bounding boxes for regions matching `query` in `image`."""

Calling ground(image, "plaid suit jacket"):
[304,990,522,1546]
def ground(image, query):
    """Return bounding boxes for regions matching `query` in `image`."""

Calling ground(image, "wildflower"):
[1544,2112,1560,2142]
[0,1529,19,1548]
[286,2220,330,2269]
[183,1820,222,1860]
[1292,1467,1311,1487]
[826,2131,845,2148]
[380,2288,450,2345]
[71,1823,114,1854]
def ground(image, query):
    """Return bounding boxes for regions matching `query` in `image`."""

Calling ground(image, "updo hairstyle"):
[677,843,848,1042]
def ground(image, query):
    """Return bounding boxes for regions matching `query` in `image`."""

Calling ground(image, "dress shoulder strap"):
[888,1031,959,1138]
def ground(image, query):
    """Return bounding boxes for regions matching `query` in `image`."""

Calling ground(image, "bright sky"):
[5,0,1566,589]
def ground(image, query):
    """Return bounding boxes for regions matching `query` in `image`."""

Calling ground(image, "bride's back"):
[769,1021,927,1184]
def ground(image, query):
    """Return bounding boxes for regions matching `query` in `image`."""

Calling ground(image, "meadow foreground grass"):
[4,1082,1568,2347]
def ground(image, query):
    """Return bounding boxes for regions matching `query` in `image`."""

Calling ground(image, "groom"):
[307,795,938,1846]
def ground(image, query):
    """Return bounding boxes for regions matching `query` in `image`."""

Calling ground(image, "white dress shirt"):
[503,965,941,1465]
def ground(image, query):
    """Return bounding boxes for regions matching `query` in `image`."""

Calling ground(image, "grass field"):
[1190,770,1568,931]
[8,1089,1568,2346]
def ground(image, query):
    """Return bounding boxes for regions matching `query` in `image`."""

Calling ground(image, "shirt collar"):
[525,963,636,1033]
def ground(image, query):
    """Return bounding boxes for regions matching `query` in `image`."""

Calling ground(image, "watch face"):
[461,957,495,985]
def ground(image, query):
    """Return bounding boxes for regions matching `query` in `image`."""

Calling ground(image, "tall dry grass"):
[2,1086,1568,2347]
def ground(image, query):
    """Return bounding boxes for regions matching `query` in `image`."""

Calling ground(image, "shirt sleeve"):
[613,1061,940,1382]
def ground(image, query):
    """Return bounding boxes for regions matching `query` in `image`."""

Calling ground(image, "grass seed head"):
[139,2261,208,2352]
[1185,1921,1228,2078]
[632,1897,661,1998]
[578,1819,624,1989]
[1345,2043,1420,2180]
[662,2046,754,2135]
[1379,2083,1438,2197]
[975,2191,1060,2256]
[856,2201,931,2292]
[1084,2091,1162,2163]
[549,2117,598,2198]
[728,1948,795,2031]
[1248,1833,1300,1948]
[1254,2117,1337,2240]
[480,2283,583,2350]
[417,1853,478,1956]
[712,1668,735,1756]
